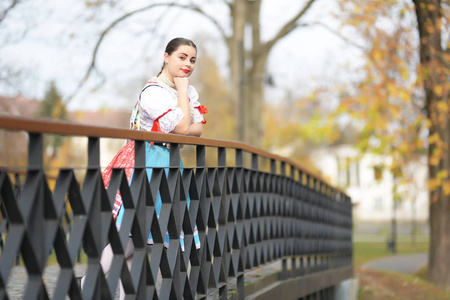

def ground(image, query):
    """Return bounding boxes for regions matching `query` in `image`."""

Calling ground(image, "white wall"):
[310,145,429,222]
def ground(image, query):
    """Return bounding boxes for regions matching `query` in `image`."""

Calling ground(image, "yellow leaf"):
[397,142,409,154]
[373,50,382,62]
[430,156,440,166]
[428,178,440,190]
[427,3,437,11]
[433,147,443,158]
[390,105,401,118]
[399,90,409,101]
[434,85,444,97]
[437,170,448,179]
[429,133,439,144]
[401,68,408,80]
[437,101,448,112]
[443,182,450,196]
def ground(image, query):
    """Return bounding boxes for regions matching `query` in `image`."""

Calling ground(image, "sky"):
[0,0,364,112]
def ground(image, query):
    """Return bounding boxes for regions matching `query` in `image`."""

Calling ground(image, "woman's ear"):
[164,52,169,64]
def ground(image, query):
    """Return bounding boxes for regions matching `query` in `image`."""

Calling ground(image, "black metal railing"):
[0,115,352,299]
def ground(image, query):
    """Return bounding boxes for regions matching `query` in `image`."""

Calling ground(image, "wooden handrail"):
[0,114,341,192]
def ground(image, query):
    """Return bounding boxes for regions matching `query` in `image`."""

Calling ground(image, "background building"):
[311,144,429,242]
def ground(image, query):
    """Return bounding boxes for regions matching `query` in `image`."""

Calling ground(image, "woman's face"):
[164,45,197,80]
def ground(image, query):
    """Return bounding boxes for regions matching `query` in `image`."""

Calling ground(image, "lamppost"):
[388,179,400,254]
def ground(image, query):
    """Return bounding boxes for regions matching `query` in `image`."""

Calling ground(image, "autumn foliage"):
[334,0,450,290]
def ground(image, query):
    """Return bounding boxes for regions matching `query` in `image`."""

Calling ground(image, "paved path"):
[6,264,90,299]
[5,260,283,299]
[362,253,428,274]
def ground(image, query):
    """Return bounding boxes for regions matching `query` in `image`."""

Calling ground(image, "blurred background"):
[1,1,449,291]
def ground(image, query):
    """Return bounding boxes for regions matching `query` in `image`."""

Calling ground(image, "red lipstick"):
[181,69,190,74]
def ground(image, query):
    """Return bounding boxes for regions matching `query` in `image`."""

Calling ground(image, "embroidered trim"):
[151,109,173,132]
[159,108,184,133]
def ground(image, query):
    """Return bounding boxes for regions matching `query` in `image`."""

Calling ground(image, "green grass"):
[358,268,450,300]
[353,242,429,267]
[415,265,428,280]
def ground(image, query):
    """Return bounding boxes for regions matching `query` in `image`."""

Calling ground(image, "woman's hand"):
[171,77,191,135]
[171,77,203,137]
[173,77,190,93]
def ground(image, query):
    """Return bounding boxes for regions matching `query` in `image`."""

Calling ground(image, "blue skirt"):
[115,142,200,251]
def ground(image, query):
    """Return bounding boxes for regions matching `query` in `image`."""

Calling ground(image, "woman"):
[80,37,206,298]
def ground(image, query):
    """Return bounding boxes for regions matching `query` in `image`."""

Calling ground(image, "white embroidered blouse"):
[134,76,205,133]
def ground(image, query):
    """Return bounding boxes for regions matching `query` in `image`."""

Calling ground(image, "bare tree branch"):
[316,22,369,51]
[66,3,170,102]
[67,2,228,103]
[263,0,318,52]
[188,5,228,40]
[0,0,20,26]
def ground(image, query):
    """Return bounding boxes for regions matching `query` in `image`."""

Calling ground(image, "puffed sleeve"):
[189,86,207,124]
[139,85,184,133]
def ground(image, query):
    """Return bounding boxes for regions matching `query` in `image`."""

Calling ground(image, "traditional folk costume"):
[102,76,207,251]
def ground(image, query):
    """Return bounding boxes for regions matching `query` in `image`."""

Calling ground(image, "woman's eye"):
[191,60,196,64]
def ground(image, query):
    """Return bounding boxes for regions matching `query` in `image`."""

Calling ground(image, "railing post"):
[217,146,228,299]
[28,133,43,170]
[13,173,21,265]
[82,136,105,299]
[23,133,47,299]
[132,139,147,298]
[169,142,181,167]
[197,145,206,167]
[170,142,181,237]
[218,147,226,167]
[87,137,100,169]
[236,149,243,168]
[312,177,318,273]
[269,158,277,262]
[305,174,312,275]
[169,142,182,299]
[280,161,288,280]
[298,168,304,277]
[290,165,298,277]
[347,194,353,267]
[250,152,257,171]
[196,144,207,297]
[235,148,245,300]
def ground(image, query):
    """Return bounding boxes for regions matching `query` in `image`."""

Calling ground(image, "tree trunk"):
[428,113,450,291]
[227,0,317,146]
[228,0,267,146]
[245,0,266,146]
[413,0,450,290]
[228,0,247,142]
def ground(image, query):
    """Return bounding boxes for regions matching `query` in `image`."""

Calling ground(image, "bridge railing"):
[0,115,352,299]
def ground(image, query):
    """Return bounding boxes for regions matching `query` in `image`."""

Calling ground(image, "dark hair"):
[157,37,197,76]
